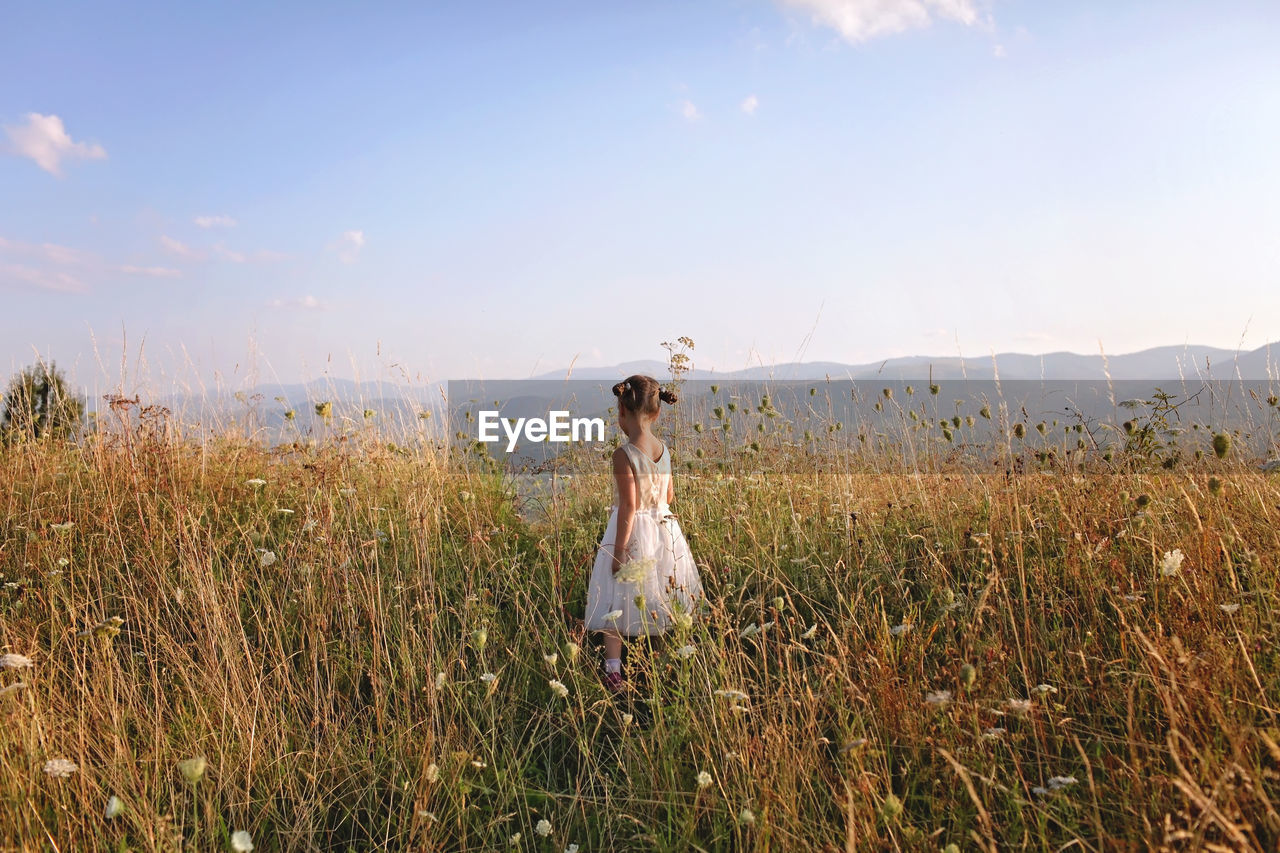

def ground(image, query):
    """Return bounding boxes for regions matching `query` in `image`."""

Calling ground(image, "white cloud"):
[333,230,365,264]
[992,43,1006,58]
[194,214,237,229]
[118,264,182,278]
[680,100,702,122]
[3,113,107,176]
[160,235,205,261]
[741,95,760,115]
[777,0,981,43]
[267,294,324,310]
[213,244,247,263]
[1,262,86,293]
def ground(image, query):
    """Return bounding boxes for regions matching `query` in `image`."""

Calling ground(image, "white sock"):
[605,658,621,674]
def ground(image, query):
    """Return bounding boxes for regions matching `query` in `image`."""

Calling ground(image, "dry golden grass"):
[2,410,1280,851]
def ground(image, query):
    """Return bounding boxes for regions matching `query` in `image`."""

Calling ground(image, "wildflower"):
[982,727,1006,741]
[633,594,646,610]
[889,623,912,636]
[426,763,440,782]
[838,739,867,754]
[1220,603,1241,614]
[614,557,655,584]
[472,759,487,768]
[78,616,124,640]
[959,664,977,689]
[435,672,447,690]
[230,830,254,851]
[1122,593,1144,603]
[480,672,497,684]
[245,478,266,487]
[257,550,277,568]
[603,610,623,623]
[1047,775,1078,790]
[418,811,437,821]
[1007,698,1033,715]
[544,652,558,666]
[105,795,124,819]
[1212,432,1231,459]
[49,522,75,533]
[535,818,552,837]
[276,508,294,515]
[739,623,760,639]
[566,845,580,853]
[672,611,694,630]
[0,653,34,670]
[43,758,78,778]
[459,491,473,502]
[549,679,569,698]
[564,641,580,662]
[1032,683,1057,696]
[696,771,713,789]
[800,624,818,640]
[715,689,750,702]
[178,756,207,784]
[675,644,696,659]
[471,628,488,651]
[509,833,521,845]
[739,807,756,825]
[621,713,633,726]
[1160,549,1184,577]
[880,794,903,820]
[339,487,356,496]
[925,690,952,707]
[772,596,785,612]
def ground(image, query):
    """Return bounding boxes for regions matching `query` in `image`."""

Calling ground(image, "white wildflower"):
[982,727,1006,741]
[621,713,633,726]
[714,689,749,703]
[1032,684,1057,696]
[535,819,552,837]
[43,758,78,778]
[549,679,569,698]
[509,833,520,845]
[1220,603,1241,614]
[925,690,952,707]
[230,830,254,851]
[739,623,760,639]
[480,672,497,684]
[1032,786,1049,797]
[697,771,713,788]
[544,653,558,666]
[472,759,487,768]
[1122,593,1144,603]
[435,671,447,690]
[890,623,912,636]
[1047,775,1078,790]
[675,644,696,659]
[105,795,124,819]
[564,641,580,662]
[1,653,34,670]
[1007,698,1033,715]
[49,522,75,533]
[603,610,623,623]
[1160,549,1184,577]
[426,763,440,783]
[614,557,655,584]
[178,756,206,784]
[245,478,266,487]
[257,549,277,568]
[739,807,756,825]
[800,624,818,640]
[339,488,356,496]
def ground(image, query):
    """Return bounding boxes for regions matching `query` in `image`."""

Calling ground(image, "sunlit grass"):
[2,389,1280,850]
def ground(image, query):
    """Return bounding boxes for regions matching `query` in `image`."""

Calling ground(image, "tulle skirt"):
[584,506,703,636]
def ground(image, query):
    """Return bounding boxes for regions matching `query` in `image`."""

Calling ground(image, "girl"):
[583,375,704,692]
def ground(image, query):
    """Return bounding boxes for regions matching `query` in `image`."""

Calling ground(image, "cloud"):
[160,235,205,261]
[680,100,702,122]
[741,95,760,115]
[267,294,325,310]
[119,265,181,278]
[332,230,365,264]
[1,262,86,293]
[3,113,107,176]
[194,214,237,229]
[213,244,246,263]
[777,0,981,43]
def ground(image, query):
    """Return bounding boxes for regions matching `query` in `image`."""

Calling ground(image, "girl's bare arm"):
[611,447,638,575]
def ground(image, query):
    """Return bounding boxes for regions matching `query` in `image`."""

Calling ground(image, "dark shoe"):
[603,671,624,694]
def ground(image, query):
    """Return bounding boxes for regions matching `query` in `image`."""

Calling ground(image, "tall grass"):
[2,389,1280,851]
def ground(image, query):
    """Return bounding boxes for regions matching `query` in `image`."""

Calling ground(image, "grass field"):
[3,391,1280,851]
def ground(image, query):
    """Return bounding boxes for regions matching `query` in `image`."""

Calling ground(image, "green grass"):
[2,411,1280,851]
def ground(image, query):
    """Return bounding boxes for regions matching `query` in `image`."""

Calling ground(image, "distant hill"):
[534,342,1280,382]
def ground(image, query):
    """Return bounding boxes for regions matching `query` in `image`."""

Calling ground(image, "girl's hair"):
[612,374,677,415]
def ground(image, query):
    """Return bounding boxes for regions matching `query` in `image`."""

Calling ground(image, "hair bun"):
[611,381,626,398]
[659,389,678,405]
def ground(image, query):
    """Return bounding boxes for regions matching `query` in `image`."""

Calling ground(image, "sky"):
[2,0,1279,391]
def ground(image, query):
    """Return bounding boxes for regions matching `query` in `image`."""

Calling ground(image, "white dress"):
[584,441,703,636]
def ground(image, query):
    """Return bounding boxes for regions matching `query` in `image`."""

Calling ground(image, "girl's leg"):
[603,629,623,671]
